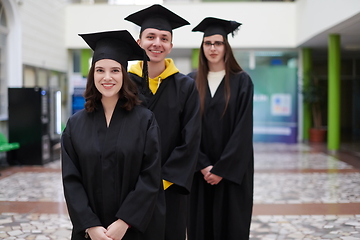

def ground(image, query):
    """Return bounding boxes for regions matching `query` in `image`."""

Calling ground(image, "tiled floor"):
[0,143,359,239]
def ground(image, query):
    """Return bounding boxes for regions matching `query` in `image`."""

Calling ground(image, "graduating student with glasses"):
[187,17,254,240]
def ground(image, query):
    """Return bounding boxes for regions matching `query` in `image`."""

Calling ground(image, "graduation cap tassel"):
[230,21,240,38]
[141,49,150,95]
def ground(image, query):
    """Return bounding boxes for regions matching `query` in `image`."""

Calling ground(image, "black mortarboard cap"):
[192,17,242,38]
[79,30,149,69]
[124,4,190,34]
[79,30,149,88]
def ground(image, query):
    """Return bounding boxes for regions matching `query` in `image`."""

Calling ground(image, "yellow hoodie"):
[129,58,179,190]
[129,58,179,94]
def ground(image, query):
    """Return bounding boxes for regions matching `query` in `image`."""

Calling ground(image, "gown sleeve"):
[210,73,254,185]
[115,113,162,233]
[161,78,201,194]
[195,150,212,171]
[61,118,102,234]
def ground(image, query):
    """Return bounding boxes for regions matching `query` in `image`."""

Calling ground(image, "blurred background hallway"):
[0,0,359,239]
[0,142,359,240]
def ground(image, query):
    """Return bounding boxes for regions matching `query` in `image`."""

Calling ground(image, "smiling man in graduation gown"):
[124,4,201,240]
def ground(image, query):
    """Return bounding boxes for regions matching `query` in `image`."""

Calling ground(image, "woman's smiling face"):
[94,59,123,100]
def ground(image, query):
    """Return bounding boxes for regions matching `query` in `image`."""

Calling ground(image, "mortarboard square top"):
[124,4,189,34]
[192,17,242,38]
[79,30,149,68]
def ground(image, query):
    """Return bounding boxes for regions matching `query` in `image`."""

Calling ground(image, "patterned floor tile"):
[255,152,354,170]
[0,143,359,239]
[0,213,71,240]
[254,172,360,204]
[250,215,360,240]
[0,172,64,202]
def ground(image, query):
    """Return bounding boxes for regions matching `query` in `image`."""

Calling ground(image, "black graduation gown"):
[129,72,201,239]
[61,100,165,240]
[187,71,254,240]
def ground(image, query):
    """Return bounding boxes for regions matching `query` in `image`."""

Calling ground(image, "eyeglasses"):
[203,41,224,48]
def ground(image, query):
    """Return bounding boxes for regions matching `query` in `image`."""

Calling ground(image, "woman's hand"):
[87,226,112,240]
[201,165,223,185]
[106,219,129,240]
[201,165,213,176]
[204,173,223,185]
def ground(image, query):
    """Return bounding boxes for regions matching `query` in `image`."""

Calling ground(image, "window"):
[72,49,81,73]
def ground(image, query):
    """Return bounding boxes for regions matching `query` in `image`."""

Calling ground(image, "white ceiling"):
[299,12,360,51]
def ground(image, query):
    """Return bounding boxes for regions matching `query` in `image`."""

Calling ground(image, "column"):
[327,34,341,150]
[302,48,312,141]
[191,48,199,70]
[81,49,92,78]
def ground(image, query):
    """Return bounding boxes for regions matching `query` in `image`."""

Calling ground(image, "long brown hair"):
[196,37,243,116]
[84,64,141,112]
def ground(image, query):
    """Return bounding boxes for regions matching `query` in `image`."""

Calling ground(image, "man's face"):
[137,28,173,63]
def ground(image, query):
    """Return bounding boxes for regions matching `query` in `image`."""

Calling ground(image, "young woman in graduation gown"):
[187,18,254,240]
[61,30,165,240]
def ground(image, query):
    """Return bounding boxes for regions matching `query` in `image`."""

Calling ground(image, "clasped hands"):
[201,165,223,185]
[87,219,129,240]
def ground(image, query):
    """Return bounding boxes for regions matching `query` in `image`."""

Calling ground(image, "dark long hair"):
[84,64,141,112]
[195,37,243,116]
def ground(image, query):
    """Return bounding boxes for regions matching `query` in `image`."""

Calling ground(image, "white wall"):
[3,0,22,88]
[21,0,67,72]
[15,0,360,73]
[65,2,297,49]
[296,0,360,46]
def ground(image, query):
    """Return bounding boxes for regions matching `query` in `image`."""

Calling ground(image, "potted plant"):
[302,75,327,142]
